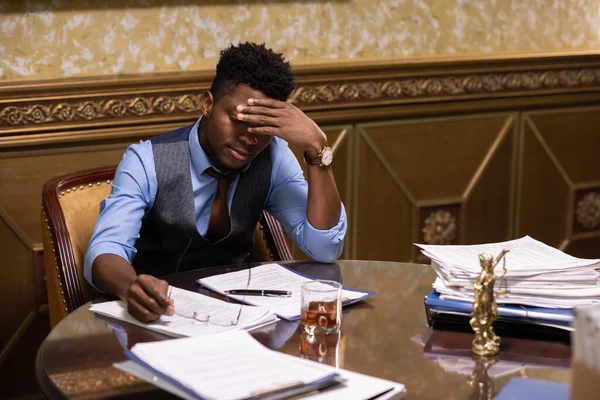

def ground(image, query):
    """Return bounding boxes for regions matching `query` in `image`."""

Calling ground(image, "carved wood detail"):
[292,68,600,105]
[4,53,600,132]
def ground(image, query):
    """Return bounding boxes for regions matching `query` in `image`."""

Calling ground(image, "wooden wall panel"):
[518,119,571,248]
[355,129,414,261]
[0,143,134,245]
[564,237,600,259]
[357,113,516,262]
[463,117,516,245]
[361,116,510,200]
[519,107,600,256]
[0,214,33,352]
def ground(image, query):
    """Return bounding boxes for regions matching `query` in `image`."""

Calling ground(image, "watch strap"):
[303,151,322,165]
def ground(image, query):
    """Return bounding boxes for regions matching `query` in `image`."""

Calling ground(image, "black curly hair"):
[210,42,296,102]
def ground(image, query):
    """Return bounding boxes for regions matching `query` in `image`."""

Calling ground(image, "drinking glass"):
[300,280,342,335]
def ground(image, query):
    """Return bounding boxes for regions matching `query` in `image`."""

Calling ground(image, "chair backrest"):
[41,166,293,327]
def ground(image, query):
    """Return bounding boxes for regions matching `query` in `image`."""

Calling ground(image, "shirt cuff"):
[301,203,347,263]
[84,243,132,292]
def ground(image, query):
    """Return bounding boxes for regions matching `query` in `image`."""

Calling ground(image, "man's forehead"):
[219,84,270,105]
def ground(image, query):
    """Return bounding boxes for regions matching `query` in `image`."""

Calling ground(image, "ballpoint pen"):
[225,289,292,297]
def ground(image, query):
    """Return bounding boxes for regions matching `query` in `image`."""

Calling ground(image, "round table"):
[36,260,571,399]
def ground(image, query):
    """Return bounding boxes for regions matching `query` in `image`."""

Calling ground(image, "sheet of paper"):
[127,330,339,400]
[417,236,600,275]
[90,287,277,337]
[198,263,372,320]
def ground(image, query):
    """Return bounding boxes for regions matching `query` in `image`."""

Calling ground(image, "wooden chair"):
[41,166,293,328]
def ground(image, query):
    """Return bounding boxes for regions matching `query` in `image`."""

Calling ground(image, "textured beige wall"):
[1,0,600,81]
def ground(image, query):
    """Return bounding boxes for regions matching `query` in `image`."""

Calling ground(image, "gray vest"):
[132,124,272,276]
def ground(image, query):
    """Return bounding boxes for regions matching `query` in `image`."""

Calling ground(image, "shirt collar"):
[188,116,251,176]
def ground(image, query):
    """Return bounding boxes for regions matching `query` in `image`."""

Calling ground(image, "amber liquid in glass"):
[300,300,340,334]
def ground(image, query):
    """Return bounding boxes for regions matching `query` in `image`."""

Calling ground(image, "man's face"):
[199,84,273,171]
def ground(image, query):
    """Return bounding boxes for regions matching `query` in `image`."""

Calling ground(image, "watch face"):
[321,148,333,166]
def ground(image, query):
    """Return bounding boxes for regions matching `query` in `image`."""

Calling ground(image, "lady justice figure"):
[470,249,509,356]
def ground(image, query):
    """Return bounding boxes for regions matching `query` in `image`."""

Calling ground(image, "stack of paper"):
[90,286,278,337]
[416,236,600,309]
[197,263,374,321]
[114,330,406,400]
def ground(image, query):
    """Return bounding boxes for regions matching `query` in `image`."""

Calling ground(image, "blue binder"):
[424,290,573,337]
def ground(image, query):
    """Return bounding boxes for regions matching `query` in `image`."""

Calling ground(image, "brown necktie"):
[205,168,235,241]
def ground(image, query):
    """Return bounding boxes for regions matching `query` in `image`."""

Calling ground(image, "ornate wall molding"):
[3,54,600,133]
[576,191,600,230]
[292,68,600,105]
[422,209,458,245]
[0,93,203,127]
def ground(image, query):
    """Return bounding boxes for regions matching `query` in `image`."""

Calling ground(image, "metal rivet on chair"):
[107,180,110,184]
[66,189,70,193]
[60,191,65,195]
[72,187,76,191]
[88,183,92,187]
[97,182,101,186]
[44,219,48,223]
[52,249,55,253]
[64,307,68,312]
[55,266,59,270]
[62,299,66,304]
[58,282,62,286]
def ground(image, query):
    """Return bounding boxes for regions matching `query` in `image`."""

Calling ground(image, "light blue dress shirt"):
[84,118,347,286]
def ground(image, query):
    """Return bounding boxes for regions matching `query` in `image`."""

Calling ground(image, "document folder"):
[424,290,572,342]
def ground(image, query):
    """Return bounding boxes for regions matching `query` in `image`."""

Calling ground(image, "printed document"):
[115,330,405,400]
[197,263,372,320]
[123,330,340,400]
[90,287,277,337]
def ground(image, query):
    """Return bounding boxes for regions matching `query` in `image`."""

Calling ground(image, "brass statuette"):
[470,250,509,356]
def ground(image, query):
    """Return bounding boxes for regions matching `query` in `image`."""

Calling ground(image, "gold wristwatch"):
[304,146,333,167]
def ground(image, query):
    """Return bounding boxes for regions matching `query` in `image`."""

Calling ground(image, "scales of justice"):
[469,249,510,356]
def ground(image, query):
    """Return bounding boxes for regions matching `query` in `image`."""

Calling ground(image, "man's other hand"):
[125,274,174,322]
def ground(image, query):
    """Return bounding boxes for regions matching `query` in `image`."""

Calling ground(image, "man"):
[84,42,347,323]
